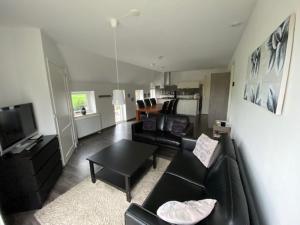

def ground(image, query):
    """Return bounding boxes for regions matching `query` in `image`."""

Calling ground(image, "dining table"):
[135,104,163,121]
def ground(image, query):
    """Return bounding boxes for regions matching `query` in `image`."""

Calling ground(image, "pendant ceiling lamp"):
[110,9,141,106]
[110,18,125,105]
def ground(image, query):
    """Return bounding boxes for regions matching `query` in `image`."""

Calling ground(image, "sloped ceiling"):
[59,44,159,84]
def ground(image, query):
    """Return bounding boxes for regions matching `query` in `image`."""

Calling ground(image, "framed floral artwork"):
[243,14,295,115]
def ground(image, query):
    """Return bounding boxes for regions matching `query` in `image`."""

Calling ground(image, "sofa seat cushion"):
[156,133,181,147]
[166,151,207,186]
[134,131,156,142]
[143,173,207,214]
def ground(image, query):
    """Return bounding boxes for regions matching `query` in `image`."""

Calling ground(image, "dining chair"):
[136,100,145,109]
[166,100,175,114]
[150,98,156,105]
[160,101,169,114]
[144,99,152,107]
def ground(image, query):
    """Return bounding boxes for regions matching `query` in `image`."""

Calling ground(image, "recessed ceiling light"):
[230,22,243,27]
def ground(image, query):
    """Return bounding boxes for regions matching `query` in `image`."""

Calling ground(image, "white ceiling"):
[0,0,256,72]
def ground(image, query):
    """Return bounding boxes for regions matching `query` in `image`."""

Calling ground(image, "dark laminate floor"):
[5,115,211,225]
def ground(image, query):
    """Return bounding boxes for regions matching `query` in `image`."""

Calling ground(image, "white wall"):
[153,68,228,114]
[0,27,56,135]
[230,1,300,225]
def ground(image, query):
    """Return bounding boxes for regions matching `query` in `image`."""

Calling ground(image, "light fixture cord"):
[113,27,120,90]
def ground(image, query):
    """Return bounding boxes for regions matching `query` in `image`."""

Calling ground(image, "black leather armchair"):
[125,135,253,225]
[132,114,193,151]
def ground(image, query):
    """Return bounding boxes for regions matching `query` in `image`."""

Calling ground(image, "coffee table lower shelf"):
[94,159,153,201]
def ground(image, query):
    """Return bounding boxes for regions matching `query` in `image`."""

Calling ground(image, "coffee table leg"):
[153,152,157,169]
[125,176,131,202]
[89,161,96,183]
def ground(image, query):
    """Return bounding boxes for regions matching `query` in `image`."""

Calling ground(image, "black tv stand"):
[0,135,62,213]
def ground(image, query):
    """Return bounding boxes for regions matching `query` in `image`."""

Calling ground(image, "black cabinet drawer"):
[37,162,63,204]
[31,138,59,174]
[0,135,63,213]
[35,150,61,189]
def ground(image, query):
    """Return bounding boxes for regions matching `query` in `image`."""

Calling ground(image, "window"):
[135,90,144,101]
[71,91,96,116]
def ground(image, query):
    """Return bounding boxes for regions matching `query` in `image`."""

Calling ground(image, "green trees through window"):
[71,93,88,111]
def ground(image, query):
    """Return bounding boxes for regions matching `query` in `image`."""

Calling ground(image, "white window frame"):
[71,91,97,117]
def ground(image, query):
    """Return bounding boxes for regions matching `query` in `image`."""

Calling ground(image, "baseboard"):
[101,124,116,132]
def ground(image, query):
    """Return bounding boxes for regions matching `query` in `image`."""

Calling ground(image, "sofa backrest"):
[203,157,250,225]
[182,134,237,168]
[156,114,166,131]
[207,134,236,168]
[163,115,189,133]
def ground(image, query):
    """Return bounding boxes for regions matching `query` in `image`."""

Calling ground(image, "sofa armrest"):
[132,121,143,134]
[125,204,170,225]
[181,136,197,152]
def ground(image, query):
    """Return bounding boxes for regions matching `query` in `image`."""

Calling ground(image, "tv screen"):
[0,103,37,152]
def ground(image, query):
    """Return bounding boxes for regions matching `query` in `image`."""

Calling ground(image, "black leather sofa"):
[125,135,254,225]
[132,114,193,151]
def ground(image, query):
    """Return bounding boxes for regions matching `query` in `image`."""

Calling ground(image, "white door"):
[46,60,76,165]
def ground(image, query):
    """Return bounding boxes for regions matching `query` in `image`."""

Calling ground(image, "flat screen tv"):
[0,103,37,155]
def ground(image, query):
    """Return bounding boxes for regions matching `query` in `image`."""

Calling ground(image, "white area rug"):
[35,158,170,225]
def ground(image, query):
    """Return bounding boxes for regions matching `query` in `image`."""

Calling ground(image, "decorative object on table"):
[157,199,217,225]
[81,107,87,115]
[220,121,226,127]
[213,120,231,138]
[110,10,140,106]
[193,134,218,168]
[243,14,295,115]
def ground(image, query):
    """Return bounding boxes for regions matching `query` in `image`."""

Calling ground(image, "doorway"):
[208,73,231,128]
[114,104,127,124]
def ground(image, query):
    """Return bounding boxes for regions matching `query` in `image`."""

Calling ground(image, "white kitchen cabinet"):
[177,100,199,116]
[176,81,200,89]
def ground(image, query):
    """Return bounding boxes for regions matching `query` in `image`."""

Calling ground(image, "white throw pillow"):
[157,199,217,225]
[193,134,218,167]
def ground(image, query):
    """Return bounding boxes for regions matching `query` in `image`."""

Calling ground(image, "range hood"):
[163,72,177,90]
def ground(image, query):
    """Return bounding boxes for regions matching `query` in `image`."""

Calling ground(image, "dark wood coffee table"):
[86,139,158,202]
